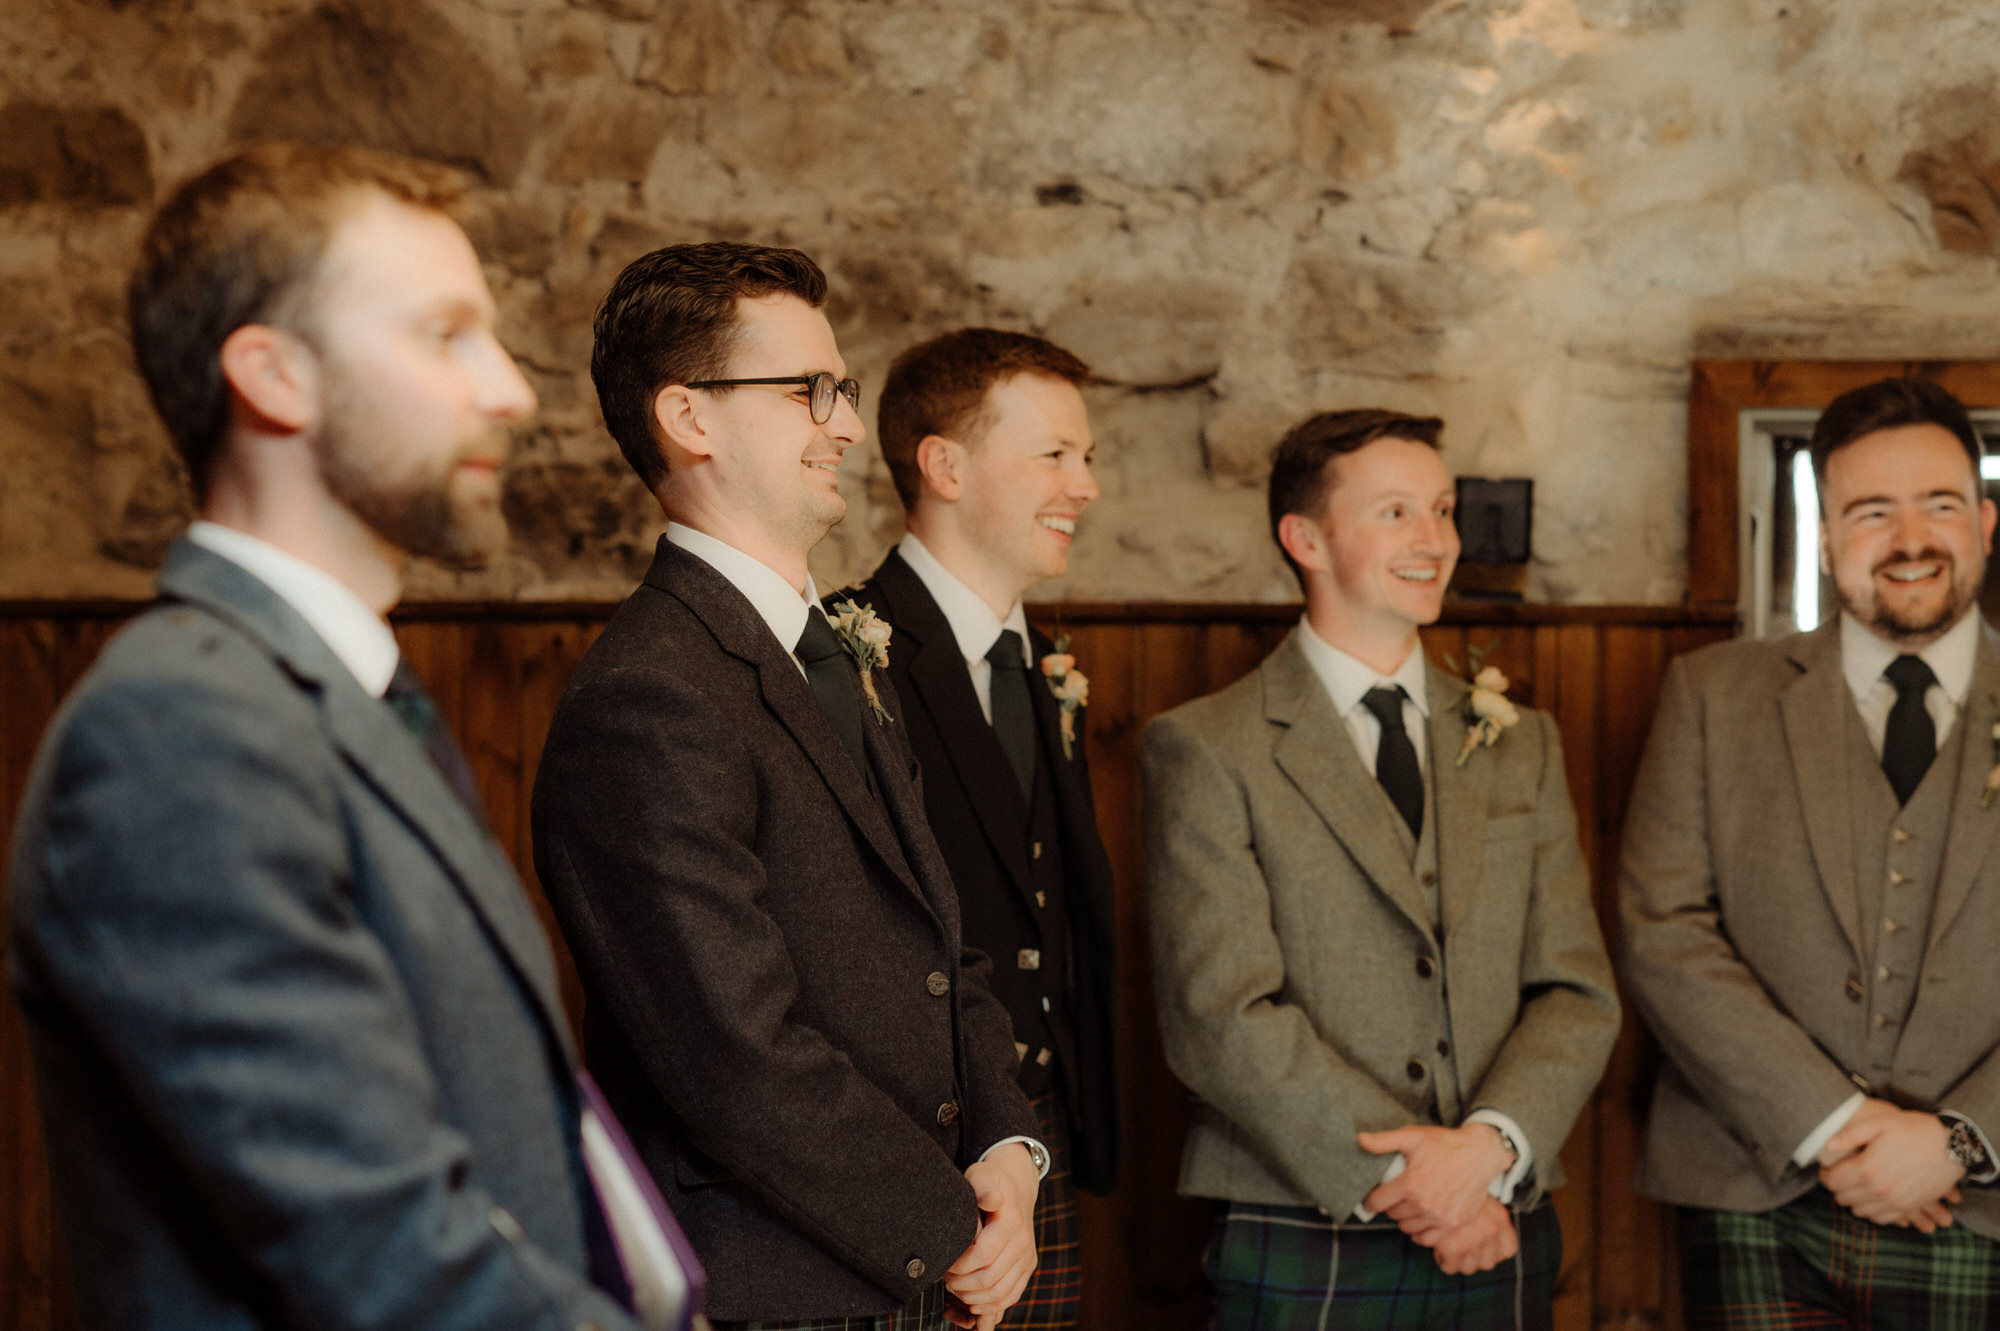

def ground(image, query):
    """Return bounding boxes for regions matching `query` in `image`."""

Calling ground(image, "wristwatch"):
[1023,1138,1051,1177]
[1942,1115,1993,1176]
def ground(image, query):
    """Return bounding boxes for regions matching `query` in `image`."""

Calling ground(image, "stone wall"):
[4,0,1997,604]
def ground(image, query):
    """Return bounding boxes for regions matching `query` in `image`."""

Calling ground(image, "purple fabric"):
[578,1071,708,1328]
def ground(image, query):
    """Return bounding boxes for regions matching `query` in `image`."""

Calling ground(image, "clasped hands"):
[943,1142,1041,1330]
[1357,1123,1518,1275]
[1815,1098,1964,1233]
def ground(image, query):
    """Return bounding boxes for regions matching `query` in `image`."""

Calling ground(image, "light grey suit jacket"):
[1621,619,2000,1239]
[1144,628,1619,1219]
[7,540,636,1330]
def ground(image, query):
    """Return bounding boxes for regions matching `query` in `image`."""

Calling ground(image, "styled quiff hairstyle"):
[128,143,463,502]
[876,328,1091,511]
[1808,376,1984,492]
[1267,408,1445,585]
[591,241,828,492]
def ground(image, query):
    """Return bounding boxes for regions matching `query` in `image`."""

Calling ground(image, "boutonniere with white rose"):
[1039,632,1090,760]
[1455,663,1520,767]
[826,598,893,725]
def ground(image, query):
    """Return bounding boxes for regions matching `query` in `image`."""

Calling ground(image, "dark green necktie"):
[1362,685,1423,841]
[795,609,870,783]
[383,660,484,821]
[1882,654,1938,806]
[987,629,1037,803]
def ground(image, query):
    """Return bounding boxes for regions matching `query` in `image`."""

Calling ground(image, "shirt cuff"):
[1351,1152,1406,1222]
[1940,1110,2000,1185]
[981,1135,1051,1181]
[1465,1109,1532,1205]
[1792,1091,1866,1168]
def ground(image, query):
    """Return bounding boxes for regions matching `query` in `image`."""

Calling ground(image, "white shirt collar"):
[1839,608,1981,706]
[666,522,821,655]
[185,521,400,697]
[1295,617,1431,719]
[897,531,1031,666]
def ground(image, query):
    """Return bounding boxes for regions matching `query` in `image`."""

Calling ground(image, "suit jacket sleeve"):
[1459,709,1620,1197]
[1144,709,1414,1213]
[534,663,986,1297]
[1620,655,1861,1182]
[13,676,635,1331]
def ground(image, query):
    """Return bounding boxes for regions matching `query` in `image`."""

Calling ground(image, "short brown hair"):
[876,328,1091,511]
[1809,376,1984,490]
[1267,408,1445,585]
[129,143,463,503]
[591,242,828,492]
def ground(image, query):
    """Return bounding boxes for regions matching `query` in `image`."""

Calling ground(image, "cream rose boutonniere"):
[1039,632,1090,760]
[827,597,893,725]
[1455,662,1521,767]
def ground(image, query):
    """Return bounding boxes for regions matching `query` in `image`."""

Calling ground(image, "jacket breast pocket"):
[1482,811,1536,843]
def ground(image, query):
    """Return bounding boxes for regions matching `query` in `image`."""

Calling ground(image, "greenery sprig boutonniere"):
[827,598,893,725]
[1039,632,1090,759]
[1982,702,2000,810]
[1453,654,1520,768]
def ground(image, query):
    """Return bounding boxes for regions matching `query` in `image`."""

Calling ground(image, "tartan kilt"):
[1002,1091,1083,1329]
[1678,1188,2000,1331]
[1204,1200,1561,1330]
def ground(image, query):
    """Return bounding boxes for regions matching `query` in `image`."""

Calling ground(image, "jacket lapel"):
[649,542,926,909]
[1426,666,1492,939]
[1930,622,2000,946]
[156,541,578,1061]
[1264,630,1432,936]
[1779,622,1864,960]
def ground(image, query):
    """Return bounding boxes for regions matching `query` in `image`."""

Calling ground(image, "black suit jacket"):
[532,538,1038,1321]
[847,550,1121,1194]
[8,541,633,1330]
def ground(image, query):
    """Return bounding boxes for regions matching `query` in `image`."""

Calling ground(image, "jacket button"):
[1406,1060,1426,1082]
[1415,955,1435,979]
[906,1258,926,1280]
[1421,870,1437,886]
[937,1101,960,1127]
[926,971,950,996]
[1436,1039,1450,1057]
[1018,949,1041,971]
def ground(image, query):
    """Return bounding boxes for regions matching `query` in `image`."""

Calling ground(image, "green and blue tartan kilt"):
[1678,1187,2000,1331]
[711,1280,948,1331]
[1204,1199,1561,1330]
[1002,1091,1084,1330]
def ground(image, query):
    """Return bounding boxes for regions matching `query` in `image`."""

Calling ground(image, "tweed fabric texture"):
[714,1280,947,1331]
[1679,1189,2000,1331]
[1204,1201,1560,1330]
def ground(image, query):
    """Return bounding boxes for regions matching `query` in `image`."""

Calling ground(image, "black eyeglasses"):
[683,372,862,425]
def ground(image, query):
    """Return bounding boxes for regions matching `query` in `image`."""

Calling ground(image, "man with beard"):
[532,244,1043,1331]
[8,145,694,1330]
[1623,376,2000,1327]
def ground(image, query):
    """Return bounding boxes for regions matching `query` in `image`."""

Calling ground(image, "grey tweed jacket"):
[1144,628,1619,1219]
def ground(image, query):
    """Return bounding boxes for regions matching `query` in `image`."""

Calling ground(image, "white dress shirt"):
[1294,619,1533,1215]
[897,532,1033,721]
[1792,610,1988,1171]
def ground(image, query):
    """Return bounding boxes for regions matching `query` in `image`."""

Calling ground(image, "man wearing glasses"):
[533,242,1045,1331]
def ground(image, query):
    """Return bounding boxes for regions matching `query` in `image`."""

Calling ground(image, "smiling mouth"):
[1039,515,1076,536]
[1392,568,1440,582]
[803,459,840,475]
[1881,562,1944,585]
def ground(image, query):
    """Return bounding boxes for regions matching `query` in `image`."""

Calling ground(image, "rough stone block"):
[0,102,152,209]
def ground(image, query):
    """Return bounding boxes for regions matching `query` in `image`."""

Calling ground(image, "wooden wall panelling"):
[0,601,1733,1331]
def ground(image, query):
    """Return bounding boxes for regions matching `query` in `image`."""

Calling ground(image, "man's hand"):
[1358,1123,1515,1236]
[1817,1098,1964,1231]
[1408,1198,1519,1275]
[944,1143,1041,1330]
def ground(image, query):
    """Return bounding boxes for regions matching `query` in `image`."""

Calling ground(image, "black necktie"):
[383,660,484,821]
[987,630,1037,803]
[795,609,871,783]
[1882,654,1939,806]
[1362,686,1424,841]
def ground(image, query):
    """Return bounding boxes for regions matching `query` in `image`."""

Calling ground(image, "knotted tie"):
[1362,685,1424,841]
[1882,654,1939,806]
[987,629,1038,803]
[383,660,484,820]
[795,609,871,782]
